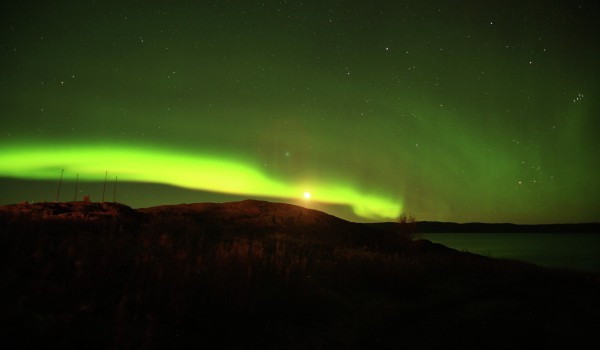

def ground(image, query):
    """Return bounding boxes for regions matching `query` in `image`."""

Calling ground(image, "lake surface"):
[423,232,600,273]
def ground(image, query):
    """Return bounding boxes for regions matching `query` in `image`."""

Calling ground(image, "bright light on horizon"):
[303,191,311,200]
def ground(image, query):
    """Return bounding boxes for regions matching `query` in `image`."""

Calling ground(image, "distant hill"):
[1,200,599,349]
[415,220,600,233]
[368,220,600,234]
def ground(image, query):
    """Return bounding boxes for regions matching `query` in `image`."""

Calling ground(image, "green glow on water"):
[0,143,401,220]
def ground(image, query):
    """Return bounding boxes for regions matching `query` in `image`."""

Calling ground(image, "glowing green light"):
[0,143,401,220]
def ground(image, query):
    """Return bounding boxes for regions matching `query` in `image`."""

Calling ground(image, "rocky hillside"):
[1,200,599,349]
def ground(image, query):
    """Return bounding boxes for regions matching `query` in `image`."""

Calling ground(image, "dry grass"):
[1,202,599,349]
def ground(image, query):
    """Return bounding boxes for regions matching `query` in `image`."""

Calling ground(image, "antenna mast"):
[74,173,79,201]
[56,169,64,202]
[102,171,108,202]
[113,176,118,202]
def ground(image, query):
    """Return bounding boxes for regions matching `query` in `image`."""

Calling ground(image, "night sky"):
[1,1,599,223]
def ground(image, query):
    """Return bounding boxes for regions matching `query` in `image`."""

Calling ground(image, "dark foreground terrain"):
[1,200,599,349]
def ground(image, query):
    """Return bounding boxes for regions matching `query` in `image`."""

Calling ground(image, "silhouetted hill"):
[1,200,599,349]
[0,200,140,220]
[368,220,600,234]
[138,200,423,252]
[415,221,600,233]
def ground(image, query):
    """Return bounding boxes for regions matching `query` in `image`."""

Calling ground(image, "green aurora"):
[0,143,401,220]
[1,1,599,223]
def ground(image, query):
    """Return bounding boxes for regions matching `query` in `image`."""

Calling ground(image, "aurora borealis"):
[1,1,599,223]
[0,143,400,219]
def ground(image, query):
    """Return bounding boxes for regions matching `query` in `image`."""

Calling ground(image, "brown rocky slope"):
[1,200,599,349]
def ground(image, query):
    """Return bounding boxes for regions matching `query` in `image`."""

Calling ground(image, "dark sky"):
[1,0,599,223]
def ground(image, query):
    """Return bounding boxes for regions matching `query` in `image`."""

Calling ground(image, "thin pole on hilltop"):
[102,171,108,202]
[113,176,118,203]
[74,173,79,201]
[56,169,64,202]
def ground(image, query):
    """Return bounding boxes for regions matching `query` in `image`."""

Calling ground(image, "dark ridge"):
[138,199,424,253]
[415,221,600,233]
[366,221,600,234]
[0,200,141,220]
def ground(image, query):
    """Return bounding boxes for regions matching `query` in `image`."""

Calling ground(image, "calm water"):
[423,232,600,273]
